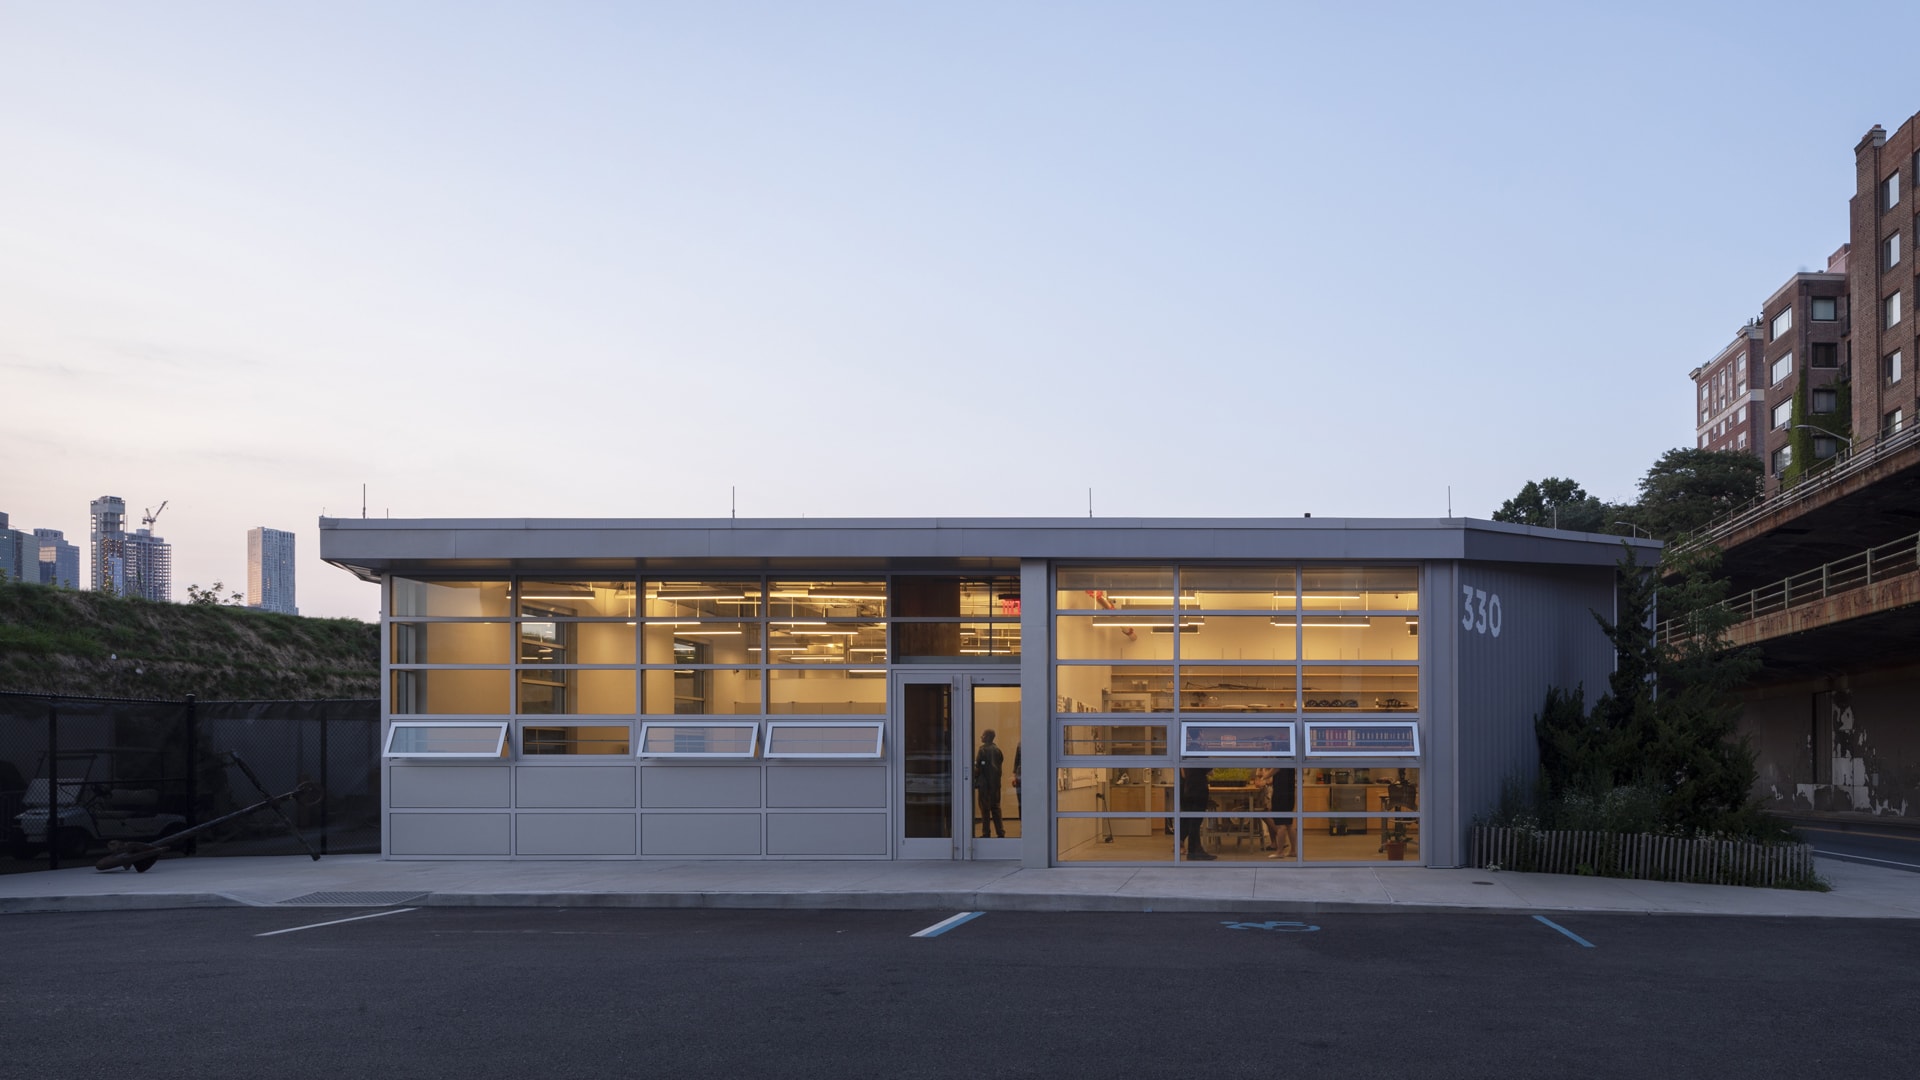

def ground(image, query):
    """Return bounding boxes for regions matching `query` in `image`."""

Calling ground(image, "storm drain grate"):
[279,891,429,907]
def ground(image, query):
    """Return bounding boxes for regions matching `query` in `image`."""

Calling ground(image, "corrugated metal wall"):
[1450,558,1619,862]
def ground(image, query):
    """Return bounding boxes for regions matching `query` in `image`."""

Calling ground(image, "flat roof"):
[319,517,1658,582]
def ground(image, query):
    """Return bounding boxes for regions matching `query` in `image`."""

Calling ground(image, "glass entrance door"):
[897,672,1021,859]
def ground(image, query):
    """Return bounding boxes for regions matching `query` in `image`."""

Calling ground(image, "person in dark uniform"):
[974,729,1006,838]
[1179,767,1215,860]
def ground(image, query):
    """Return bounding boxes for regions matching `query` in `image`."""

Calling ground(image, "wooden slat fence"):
[1470,826,1815,888]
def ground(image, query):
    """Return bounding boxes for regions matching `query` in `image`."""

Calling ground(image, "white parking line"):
[255,908,419,938]
[911,911,984,938]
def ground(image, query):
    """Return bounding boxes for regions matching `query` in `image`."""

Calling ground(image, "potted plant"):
[1382,820,1412,861]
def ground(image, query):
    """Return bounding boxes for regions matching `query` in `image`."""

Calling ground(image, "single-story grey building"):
[319,517,1650,868]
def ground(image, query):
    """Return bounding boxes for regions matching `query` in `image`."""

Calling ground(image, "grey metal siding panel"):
[516,813,637,855]
[641,813,762,855]
[766,812,889,856]
[390,813,510,855]
[640,766,763,808]
[389,765,511,808]
[1452,560,1618,856]
[515,766,637,808]
[765,766,886,808]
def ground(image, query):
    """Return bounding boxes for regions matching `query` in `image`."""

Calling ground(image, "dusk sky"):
[5,2,1918,621]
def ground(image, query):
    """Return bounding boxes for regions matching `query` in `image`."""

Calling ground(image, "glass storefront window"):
[1059,725,1168,756]
[1055,616,1178,660]
[391,622,511,665]
[520,724,631,755]
[644,581,763,619]
[767,580,886,619]
[1300,667,1418,713]
[516,580,637,619]
[519,620,635,666]
[1056,666,1175,714]
[767,668,886,714]
[517,669,637,715]
[393,579,511,618]
[1056,567,1177,611]
[892,576,1020,618]
[641,667,762,715]
[1300,616,1419,662]
[1304,722,1421,756]
[391,669,511,715]
[1181,567,1297,610]
[640,622,761,665]
[1298,817,1420,863]
[1300,567,1418,610]
[1177,616,1297,661]
[1178,666,1296,714]
[891,621,1018,658]
[1303,767,1420,807]
[1057,817,1177,863]
[768,622,886,665]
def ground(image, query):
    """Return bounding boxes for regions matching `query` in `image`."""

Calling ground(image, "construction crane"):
[142,501,168,530]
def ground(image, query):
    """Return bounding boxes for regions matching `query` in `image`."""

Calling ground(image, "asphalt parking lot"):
[3,906,1914,1079]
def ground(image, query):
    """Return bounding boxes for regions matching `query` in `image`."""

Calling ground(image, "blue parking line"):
[911,911,985,938]
[1533,915,1595,948]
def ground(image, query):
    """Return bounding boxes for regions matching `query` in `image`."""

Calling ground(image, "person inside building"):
[1179,767,1215,860]
[974,729,1006,838]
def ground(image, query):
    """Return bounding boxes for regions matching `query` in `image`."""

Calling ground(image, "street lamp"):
[1788,425,1854,453]
[1614,521,1651,539]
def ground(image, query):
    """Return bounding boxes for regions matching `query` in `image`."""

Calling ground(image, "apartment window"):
[1887,291,1902,328]
[1811,388,1838,414]
[1811,342,1838,368]
[1887,408,1907,438]
[1888,234,1903,269]
[1771,400,1793,430]
[1811,297,1838,321]
[1884,170,1901,210]
[1736,405,1748,422]
[1737,431,1748,449]
[1812,436,1841,461]
[1699,386,1708,402]
[1770,353,1793,385]
[1887,350,1904,383]
[1770,307,1794,340]
[1771,445,1792,475]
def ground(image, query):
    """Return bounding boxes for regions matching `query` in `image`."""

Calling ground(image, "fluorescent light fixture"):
[672,629,743,636]
[520,593,598,602]
[785,629,860,636]
[770,621,827,627]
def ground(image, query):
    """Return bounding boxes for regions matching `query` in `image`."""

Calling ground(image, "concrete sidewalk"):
[2,855,1914,917]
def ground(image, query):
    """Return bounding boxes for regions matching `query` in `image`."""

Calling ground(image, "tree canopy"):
[1626,448,1764,540]
[1490,477,1614,534]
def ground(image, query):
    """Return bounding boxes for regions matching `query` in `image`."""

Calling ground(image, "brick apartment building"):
[1692,253,1850,493]
[1852,122,1920,448]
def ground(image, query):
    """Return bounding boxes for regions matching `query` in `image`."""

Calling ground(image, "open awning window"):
[384,722,509,759]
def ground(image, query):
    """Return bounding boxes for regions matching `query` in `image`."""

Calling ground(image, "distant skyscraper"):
[34,529,80,588]
[89,496,172,601]
[90,495,127,593]
[247,527,298,615]
[0,512,26,584]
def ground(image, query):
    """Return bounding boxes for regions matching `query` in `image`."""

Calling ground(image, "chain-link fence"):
[0,692,379,874]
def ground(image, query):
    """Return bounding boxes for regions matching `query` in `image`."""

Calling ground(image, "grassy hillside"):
[0,583,378,700]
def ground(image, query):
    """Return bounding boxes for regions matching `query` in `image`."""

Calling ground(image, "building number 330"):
[1460,586,1502,637]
